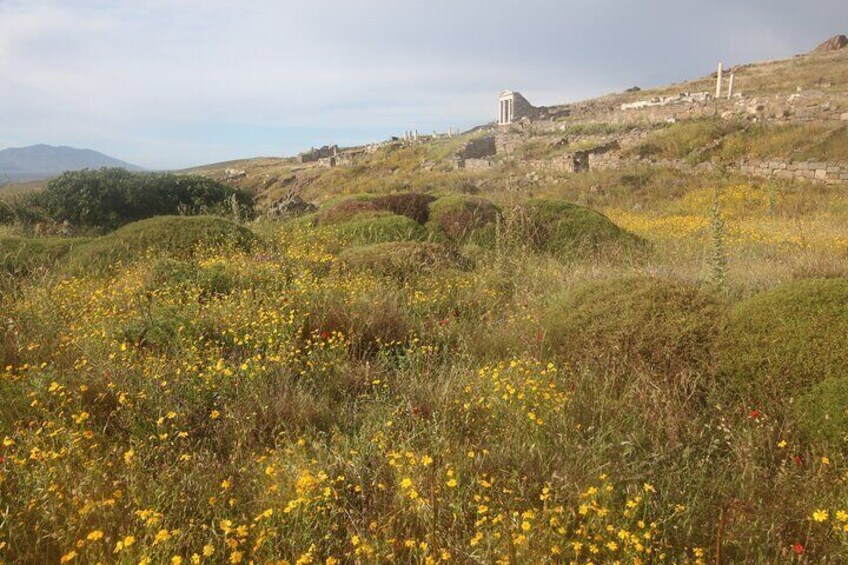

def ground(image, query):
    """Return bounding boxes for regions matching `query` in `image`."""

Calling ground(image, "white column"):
[715,62,723,99]
[727,72,735,99]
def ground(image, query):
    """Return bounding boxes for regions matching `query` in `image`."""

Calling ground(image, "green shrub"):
[338,241,467,278]
[317,192,436,225]
[0,236,90,275]
[427,195,500,242]
[38,168,255,231]
[793,377,848,451]
[62,215,255,273]
[717,278,848,406]
[322,212,427,246]
[519,199,643,258]
[543,277,724,378]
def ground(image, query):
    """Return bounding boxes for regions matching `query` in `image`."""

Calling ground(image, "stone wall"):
[463,158,494,172]
[739,160,848,184]
[457,136,496,160]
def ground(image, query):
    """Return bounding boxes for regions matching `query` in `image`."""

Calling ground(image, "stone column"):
[727,72,735,99]
[715,62,723,99]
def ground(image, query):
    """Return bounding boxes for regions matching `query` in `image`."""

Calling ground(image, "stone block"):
[841,113,848,121]
[815,169,828,180]
[827,166,840,173]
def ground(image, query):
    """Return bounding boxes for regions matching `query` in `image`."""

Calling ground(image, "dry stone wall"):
[740,160,848,184]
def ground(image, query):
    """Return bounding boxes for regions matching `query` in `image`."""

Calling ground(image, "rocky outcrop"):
[812,34,847,53]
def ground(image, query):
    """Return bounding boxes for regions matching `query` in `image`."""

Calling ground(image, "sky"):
[0,0,845,170]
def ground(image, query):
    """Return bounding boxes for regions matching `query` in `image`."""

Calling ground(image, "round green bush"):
[543,277,724,378]
[339,241,467,277]
[62,215,255,272]
[793,377,848,450]
[317,192,435,226]
[520,199,643,258]
[717,278,848,405]
[427,195,501,242]
[323,212,427,246]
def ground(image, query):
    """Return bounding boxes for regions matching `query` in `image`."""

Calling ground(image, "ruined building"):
[498,90,539,125]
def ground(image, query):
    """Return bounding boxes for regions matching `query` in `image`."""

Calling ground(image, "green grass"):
[0,236,90,275]
[62,215,255,274]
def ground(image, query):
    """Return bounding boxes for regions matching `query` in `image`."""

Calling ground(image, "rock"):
[625,86,641,93]
[812,34,848,53]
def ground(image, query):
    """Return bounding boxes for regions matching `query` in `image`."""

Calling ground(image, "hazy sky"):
[1,0,845,169]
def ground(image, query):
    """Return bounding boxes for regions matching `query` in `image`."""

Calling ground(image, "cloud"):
[0,0,845,168]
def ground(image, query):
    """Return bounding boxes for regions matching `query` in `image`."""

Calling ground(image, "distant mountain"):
[0,144,144,184]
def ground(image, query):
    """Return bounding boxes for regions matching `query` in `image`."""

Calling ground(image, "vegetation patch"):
[62,215,255,273]
[338,241,467,278]
[717,278,848,406]
[317,192,436,225]
[427,194,501,242]
[0,236,90,275]
[37,168,255,231]
[542,277,724,379]
[314,212,426,247]
[519,198,643,258]
[793,376,848,452]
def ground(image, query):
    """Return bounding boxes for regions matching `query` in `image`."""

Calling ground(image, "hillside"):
[0,144,144,184]
[4,38,848,564]
[182,41,848,212]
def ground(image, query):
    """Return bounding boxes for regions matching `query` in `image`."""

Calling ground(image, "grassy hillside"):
[3,45,848,565]
[3,168,848,563]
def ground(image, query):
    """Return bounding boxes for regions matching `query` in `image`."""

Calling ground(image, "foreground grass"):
[2,177,848,564]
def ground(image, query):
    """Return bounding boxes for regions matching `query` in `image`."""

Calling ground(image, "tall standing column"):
[727,72,735,99]
[715,62,723,99]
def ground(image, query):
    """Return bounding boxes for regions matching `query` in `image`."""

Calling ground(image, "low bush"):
[321,212,427,246]
[62,216,255,273]
[427,195,500,242]
[317,192,436,226]
[543,277,724,379]
[717,278,848,407]
[518,199,643,258]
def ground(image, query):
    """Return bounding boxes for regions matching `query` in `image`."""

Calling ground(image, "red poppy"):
[749,409,761,420]
[438,318,449,327]
[792,542,804,555]
[793,455,802,466]
[320,330,331,340]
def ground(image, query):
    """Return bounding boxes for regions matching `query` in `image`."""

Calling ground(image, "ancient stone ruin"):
[498,91,539,125]
[297,145,339,163]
